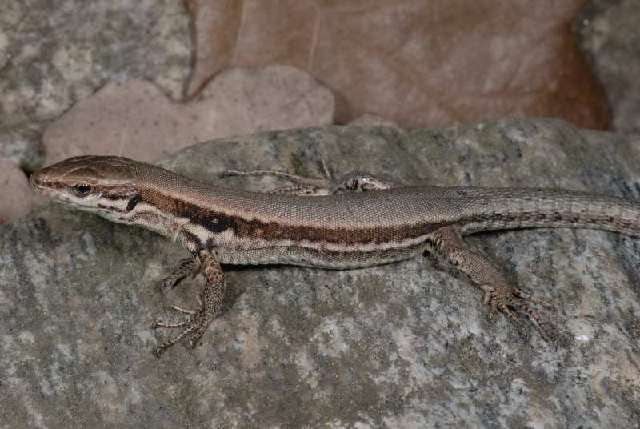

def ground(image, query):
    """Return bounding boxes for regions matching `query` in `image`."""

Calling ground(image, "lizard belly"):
[215,242,430,269]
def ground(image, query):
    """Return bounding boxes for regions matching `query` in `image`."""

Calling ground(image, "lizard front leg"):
[331,172,395,193]
[428,226,557,341]
[152,251,226,357]
[221,169,331,195]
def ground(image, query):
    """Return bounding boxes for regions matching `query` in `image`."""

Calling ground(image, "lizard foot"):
[152,252,226,357]
[151,304,211,357]
[482,285,558,342]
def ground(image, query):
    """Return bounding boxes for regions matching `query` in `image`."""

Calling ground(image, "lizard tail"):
[459,188,640,236]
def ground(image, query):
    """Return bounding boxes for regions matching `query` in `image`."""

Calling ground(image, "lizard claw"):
[482,285,559,342]
[151,305,211,357]
[483,287,518,319]
[152,252,225,357]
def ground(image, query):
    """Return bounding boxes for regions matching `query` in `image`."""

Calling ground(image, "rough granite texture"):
[0,122,45,172]
[0,0,190,169]
[0,0,190,127]
[1,120,640,428]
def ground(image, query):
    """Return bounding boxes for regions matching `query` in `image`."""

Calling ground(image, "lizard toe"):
[151,306,213,356]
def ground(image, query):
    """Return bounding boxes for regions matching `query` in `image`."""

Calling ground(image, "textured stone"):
[2,120,640,427]
[43,66,334,164]
[0,0,190,129]
[578,0,640,133]
[0,122,45,172]
[349,114,399,128]
[0,158,35,224]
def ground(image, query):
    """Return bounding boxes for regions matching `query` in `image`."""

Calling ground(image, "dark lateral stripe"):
[140,189,443,245]
[126,194,142,212]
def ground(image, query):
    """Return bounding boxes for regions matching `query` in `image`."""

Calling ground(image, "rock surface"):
[579,0,640,134]
[0,123,45,172]
[1,120,640,427]
[0,0,191,184]
[0,0,190,129]
[43,66,334,164]
[0,159,35,224]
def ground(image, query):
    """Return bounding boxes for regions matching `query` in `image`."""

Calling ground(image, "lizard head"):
[31,155,144,221]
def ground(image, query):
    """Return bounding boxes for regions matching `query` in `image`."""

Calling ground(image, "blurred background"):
[1,0,638,220]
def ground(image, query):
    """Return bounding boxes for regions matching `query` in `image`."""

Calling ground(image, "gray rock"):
[0,158,35,224]
[0,122,45,172]
[578,0,640,134]
[0,0,190,130]
[1,120,640,428]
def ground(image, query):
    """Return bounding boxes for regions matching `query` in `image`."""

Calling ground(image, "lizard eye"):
[72,184,92,197]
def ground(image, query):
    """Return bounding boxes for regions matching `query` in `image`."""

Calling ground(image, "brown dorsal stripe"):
[140,189,443,245]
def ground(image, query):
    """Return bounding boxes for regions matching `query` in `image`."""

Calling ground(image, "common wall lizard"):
[30,155,640,356]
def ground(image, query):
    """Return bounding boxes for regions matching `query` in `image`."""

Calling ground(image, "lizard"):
[29,155,640,356]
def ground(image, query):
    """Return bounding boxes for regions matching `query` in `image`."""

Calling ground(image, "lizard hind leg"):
[152,252,226,357]
[429,226,558,342]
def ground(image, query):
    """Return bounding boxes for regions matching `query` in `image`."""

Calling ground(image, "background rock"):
[0,0,191,171]
[42,66,334,164]
[578,0,640,134]
[0,123,45,172]
[349,114,399,127]
[184,0,610,129]
[0,0,190,129]
[0,158,36,224]
[1,120,639,427]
